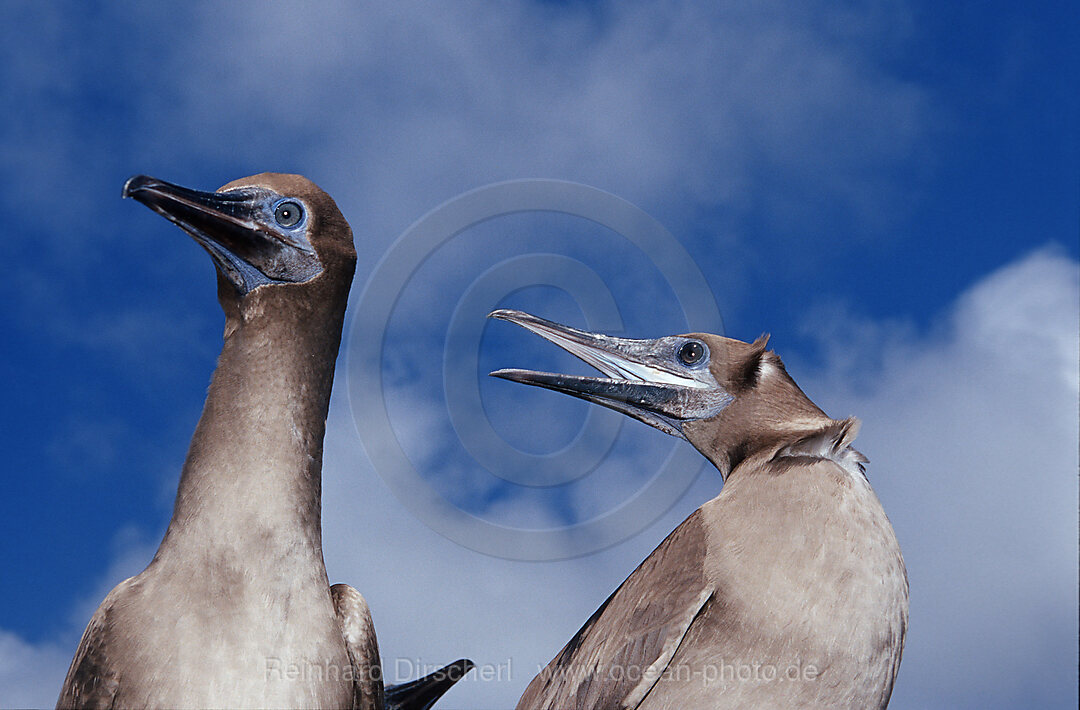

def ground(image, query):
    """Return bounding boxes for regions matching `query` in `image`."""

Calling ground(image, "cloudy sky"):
[1,1,1076,708]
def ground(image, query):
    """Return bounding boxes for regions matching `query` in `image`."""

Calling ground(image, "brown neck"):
[686,354,835,479]
[155,279,348,566]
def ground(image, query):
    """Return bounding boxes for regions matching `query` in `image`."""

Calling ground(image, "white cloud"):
[797,246,1079,709]
[2,526,160,709]
[150,0,932,257]
[0,631,69,709]
[1,0,937,454]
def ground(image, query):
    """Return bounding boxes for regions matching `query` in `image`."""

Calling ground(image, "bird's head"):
[123,173,356,311]
[489,309,829,477]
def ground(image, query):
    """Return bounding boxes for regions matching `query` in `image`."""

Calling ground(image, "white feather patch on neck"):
[775,417,869,477]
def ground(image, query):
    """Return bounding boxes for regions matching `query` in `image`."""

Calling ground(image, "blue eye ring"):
[677,340,707,367]
[274,200,304,228]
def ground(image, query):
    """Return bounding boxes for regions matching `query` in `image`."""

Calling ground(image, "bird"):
[489,309,908,710]
[56,173,472,709]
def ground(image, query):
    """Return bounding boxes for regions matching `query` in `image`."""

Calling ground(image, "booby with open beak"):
[56,174,472,709]
[491,309,907,710]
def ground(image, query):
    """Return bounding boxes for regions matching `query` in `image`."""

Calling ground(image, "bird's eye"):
[274,201,303,228]
[677,341,706,366]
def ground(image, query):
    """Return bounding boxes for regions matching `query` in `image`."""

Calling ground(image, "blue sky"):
[1,1,1077,708]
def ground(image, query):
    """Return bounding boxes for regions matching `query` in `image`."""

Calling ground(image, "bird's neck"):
[690,360,835,479]
[156,287,347,569]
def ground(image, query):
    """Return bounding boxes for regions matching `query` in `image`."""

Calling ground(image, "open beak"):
[123,175,319,293]
[488,309,732,439]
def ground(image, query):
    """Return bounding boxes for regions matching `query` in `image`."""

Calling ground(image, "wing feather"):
[56,580,134,710]
[331,583,384,710]
[516,511,710,710]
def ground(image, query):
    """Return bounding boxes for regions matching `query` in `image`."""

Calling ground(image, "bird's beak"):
[488,309,732,439]
[123,174,319,293]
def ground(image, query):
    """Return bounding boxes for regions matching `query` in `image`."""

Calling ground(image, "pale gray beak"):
[488,309,732,439]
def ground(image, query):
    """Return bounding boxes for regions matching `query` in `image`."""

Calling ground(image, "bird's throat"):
[156,290,346,568]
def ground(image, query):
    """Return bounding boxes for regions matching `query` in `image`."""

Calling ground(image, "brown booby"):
[490,309,908,709]
[56,174,472,709]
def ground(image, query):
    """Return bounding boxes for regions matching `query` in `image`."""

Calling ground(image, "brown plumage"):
[491,310,908,710]
[57,174,470,709]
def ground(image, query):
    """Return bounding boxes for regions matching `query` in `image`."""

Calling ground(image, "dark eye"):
[274,201,303,228]
[677,340,706,366]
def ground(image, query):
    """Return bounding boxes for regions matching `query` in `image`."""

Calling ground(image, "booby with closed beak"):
[56,174,472,709]
[490,309,907,710]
